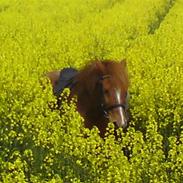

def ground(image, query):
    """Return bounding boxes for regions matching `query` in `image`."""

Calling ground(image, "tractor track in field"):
[124,0,176,54]
[148,0,176,34]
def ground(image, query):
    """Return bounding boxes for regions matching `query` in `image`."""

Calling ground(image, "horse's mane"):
[75,60,129,95]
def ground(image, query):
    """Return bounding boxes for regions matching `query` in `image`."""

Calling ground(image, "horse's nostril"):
[114,122,118,128]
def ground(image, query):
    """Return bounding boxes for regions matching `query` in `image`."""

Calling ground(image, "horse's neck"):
[71,87,102,115]
[71,79,109,137]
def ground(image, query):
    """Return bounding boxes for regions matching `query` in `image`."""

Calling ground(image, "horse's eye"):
[103,89,109,95]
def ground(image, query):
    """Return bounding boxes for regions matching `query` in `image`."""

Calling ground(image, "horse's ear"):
[120,59,127,67]
[93,61,104,72]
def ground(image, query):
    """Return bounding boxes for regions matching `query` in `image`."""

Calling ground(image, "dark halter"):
[99,75,127,117]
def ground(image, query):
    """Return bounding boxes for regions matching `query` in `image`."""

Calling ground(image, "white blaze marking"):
[116,89,126,127]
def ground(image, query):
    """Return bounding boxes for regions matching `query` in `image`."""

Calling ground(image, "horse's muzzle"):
[111,107,128,129]
[115,118,128,128]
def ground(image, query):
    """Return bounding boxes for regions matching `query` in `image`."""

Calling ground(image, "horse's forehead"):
[103,78,120,89]
[102,78,128,93]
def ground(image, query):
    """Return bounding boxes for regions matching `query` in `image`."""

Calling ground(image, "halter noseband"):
[104,103,126,111]
[99,75,127,117]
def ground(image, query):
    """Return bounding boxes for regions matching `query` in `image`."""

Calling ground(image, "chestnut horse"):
[46,60,129,137]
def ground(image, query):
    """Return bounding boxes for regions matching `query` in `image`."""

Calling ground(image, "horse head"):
[94,60,129,129]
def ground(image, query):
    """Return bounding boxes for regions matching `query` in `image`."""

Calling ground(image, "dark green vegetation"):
[0,0,183,182]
